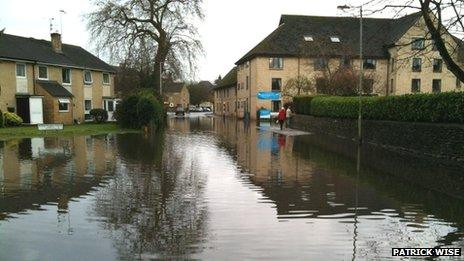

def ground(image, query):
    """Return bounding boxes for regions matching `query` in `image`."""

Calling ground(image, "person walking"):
[277,107,286,130]
[285,106,292,128]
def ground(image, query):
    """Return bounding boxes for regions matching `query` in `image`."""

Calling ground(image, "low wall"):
[290,114,464,161]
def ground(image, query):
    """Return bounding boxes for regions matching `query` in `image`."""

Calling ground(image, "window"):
[432,79,441,93]
[457,77,462,89]
[411,37,425,50]
[272,100,281,112]
[272,78,282,92]
[314,58,328,70]
[246,76,249,90]
[58,98,70,112]
[412,58,422,72]
[330,36,341,43]
[390,58,395,72]
[84,99,92,120]
[38,65,48,79]
[363,78,374,94]
[433,59,443,73]
[269,58,283,69]
[16,63,26,77]
[238,83,241,90]
[363,59,376,69]
[390,79,394,94]
[103,73,110,84]
[304,35,314,42]
[62,68,71,84]
[84,70,93,84]
[411,79,421,93]
[340,57,351,68]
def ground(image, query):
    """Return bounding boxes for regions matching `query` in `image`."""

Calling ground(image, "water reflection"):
[0,117,462,260]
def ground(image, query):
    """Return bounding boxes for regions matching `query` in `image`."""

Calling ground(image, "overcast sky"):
[1,0,382,82]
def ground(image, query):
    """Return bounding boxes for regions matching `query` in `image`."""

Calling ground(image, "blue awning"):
[257,91,281,100]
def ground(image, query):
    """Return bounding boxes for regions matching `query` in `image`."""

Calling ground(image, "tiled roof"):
[36,80,73,97]
[214,67,237,90]
[163,82,185,93]
[236,12,423,64]
[0,33,115,72]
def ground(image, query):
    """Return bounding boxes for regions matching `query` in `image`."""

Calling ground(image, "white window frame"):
[102,72,110,85]
[84,70,93,85]
[269,57,283,69]
[38,65,48,80]
[16,63,26,78]
[62,68,72,85]
[58,98,70,112]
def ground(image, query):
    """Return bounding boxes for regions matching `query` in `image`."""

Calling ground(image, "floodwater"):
[0,117,463,260]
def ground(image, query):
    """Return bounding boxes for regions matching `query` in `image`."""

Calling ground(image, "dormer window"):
[304,35,314,42]
[330,36,341,43]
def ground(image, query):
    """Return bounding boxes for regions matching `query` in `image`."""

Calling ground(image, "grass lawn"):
[0,123,139,140]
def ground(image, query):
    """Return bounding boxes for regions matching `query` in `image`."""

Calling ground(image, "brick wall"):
[290,114,464,161]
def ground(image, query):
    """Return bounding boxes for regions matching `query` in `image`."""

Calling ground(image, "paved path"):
[257,126,312,136]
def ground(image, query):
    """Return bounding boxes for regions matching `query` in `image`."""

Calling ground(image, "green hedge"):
[293,92,464,123]
[115,90,164,129]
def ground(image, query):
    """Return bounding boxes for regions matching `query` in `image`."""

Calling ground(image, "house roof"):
[0,33,115,72]
[214,67,237,90]
[163,82,185,93]
[236,12,423,64]
[36,80,73,97]
[198,81,214,89]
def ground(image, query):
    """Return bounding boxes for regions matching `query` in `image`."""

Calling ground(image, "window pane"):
[16,64,26,77]
[315,58,328,70]
[62,68,71,83]
[39,66,48,79]
[58,102,68,111]
[272,78,282,91]
[269,58,283,69]
[363,59,376,69]
[84,71,92,83]
[433,59,442,73]
[85,100,92,110]
[107,101,114,111]
[411,79,421,93]
[432,79,441,93]
[412,58,422,72]
[103,73,110,84]
[411,38,425,50]
[363,79,374,94]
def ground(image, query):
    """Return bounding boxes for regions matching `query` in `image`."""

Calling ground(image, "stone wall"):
[290,114,464,161]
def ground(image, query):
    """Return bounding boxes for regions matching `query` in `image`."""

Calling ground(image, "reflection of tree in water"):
[93,131,208,259]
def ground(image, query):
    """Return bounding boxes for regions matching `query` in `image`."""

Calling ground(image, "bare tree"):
[282,76,314,98]
[365,0,464,82]
[86,0,204,92]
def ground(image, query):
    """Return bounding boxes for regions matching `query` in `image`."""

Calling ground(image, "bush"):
[89,109,108,123]
[293,92,464,123]
[115,91,164,129]
[0,110,3,128]
[4,112,23,126]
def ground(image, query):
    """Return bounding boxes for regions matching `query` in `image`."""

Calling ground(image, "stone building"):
[163,82,190,110]
[229,12,463,120]
[213,67,237,117]
[0,32,117,124]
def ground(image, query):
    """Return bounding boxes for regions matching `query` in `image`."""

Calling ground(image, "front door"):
[104,99,116,121]
[29,97,44,124]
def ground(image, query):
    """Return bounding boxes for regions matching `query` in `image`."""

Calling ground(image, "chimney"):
[51,33,62,53]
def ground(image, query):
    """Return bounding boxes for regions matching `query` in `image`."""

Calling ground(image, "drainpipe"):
[248,60,252,121]
[33,61,37,95]
[386,57,391,96]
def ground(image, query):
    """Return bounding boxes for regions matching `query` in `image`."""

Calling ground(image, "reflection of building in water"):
[0,135,117,220]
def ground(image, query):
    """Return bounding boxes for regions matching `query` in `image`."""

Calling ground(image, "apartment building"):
[213,67,237,117]
[231,12,463,120]
[0,32,117,124]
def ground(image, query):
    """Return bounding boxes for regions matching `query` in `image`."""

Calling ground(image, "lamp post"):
[337,4,363,145]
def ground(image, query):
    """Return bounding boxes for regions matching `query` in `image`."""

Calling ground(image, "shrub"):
[4,112,23,126]
[89,109,108,123]
[115,91,164,129]
[293,92,464,124]
[0,110,3,128]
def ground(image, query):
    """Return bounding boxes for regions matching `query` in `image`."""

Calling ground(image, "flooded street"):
[0,117,463,260]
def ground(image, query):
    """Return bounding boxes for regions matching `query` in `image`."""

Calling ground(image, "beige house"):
[0,32,117,124]
[163,82,190,110]
[232,12,464,120]
[213,67,237,117]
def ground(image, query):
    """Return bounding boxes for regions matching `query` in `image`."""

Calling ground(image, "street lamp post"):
[338,4,363,145]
